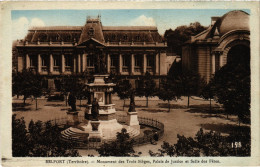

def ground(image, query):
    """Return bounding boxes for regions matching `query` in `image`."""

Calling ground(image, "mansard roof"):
[24,19,163,45]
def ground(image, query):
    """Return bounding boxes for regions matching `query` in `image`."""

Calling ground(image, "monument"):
[62,55,140,145]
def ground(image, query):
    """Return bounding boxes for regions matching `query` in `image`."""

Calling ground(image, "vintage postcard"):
[0,1,259,167]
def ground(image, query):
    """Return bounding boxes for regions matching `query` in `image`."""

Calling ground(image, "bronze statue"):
[68,93,76,111]
[95,54,107,74]
[128,91,136,112]
[91,98,99,120]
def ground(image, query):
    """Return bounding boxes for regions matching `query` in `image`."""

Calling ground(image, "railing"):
[41,66,48,72]
[110,67,118,73]
[134,67,142,72]
[65,67,72,72]
[122,67,129,72]
[53,66,60,72]
[146,67,154,72]
[44,115,164,149]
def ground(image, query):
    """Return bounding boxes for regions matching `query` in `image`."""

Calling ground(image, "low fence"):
[45,114,164,149]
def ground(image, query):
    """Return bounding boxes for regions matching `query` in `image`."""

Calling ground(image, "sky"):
[12,9,250,40]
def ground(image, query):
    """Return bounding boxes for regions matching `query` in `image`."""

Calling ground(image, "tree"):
[31,74,43,110]
[60,75,82,106]
[12,115,80,157]
[209,62,250,124]
[12,69,43,106]
[200,81,214,113]
[177,71,205,107]
[158,77,181,112]
[12,114,30,157]
[136,72,157,107]
[97,128,139,156]
[149,128,250,157]
[114,78,133,111]
[164,22,207,56]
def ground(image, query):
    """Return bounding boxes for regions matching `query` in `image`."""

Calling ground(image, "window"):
[88,28,94,36]
[87,55,94,67]
[111,34,116,40]
[29,55,37,67]
[123,34,128,40]
[65,55,72,67]
[136,35,140,41]
[135,55,142,67]
[110,55,119,67]
[147,55,155,67]
[122,55,130,67]
[53,55,60,67]
[41,55,48,67]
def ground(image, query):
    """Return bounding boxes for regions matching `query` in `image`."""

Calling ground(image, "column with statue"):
[127,90,140,131]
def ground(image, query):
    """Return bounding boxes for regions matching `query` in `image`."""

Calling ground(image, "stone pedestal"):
[88,121,102,143]
[127,112,140,131]
[66,111,79,126]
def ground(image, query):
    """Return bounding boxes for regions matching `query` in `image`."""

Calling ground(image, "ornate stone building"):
[182,10,250,82]
[15,16,167,89]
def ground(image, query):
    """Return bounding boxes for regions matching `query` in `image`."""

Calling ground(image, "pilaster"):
[211,53,215,74]
[49,54,53,73]
[38,54,41,73]
[61,54,65,73]
[131,54,135,75]
[107,54,110,73]
[82,54,86,72]
[143,54,147,74]
[119,54,123,74]
[77,54,81,73]
[73,55,77,73]
[155,53,159,75]
[25,54,30,69]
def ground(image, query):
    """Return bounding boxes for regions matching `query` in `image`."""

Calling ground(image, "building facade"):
[182,10,250,82]
[15,16,167,89]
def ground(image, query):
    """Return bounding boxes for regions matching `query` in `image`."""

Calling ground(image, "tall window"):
[147,55,155,67]
[65,55,72,67]
[29,55,37,67]
[123,34,128,41]
[87,55,94,67]
[53,55,60,67]
[135,55,142,67]
[122,55,130,67]
[110,55,119,67]
[41,55,48,67]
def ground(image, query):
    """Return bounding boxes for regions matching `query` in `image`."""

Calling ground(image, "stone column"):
[61,54,65,73]
[107,54,111,73]
[25,54,30,69]
[77,54,81,73]
[155,53,159,75]
[211,53,215,74]
[82,54,86,72]
[73,55,77,73]
[143,54,147,74]
[119,54,123,74]
[37,54,41,73]
[49,54,53,73]
[131,54,135,74]
[219,53,223,68]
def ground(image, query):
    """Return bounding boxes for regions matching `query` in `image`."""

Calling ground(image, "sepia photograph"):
[1,1,260,166]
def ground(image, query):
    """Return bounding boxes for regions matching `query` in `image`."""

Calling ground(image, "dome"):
[217,10,249,36]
